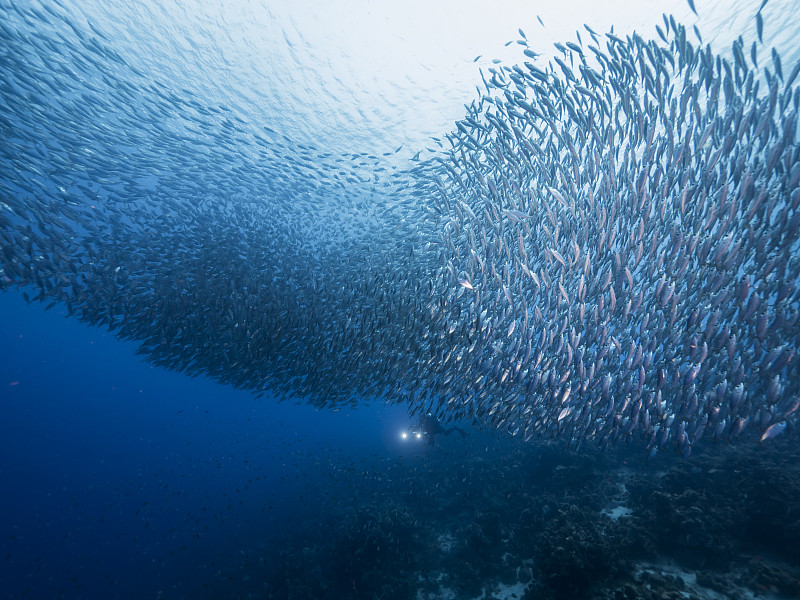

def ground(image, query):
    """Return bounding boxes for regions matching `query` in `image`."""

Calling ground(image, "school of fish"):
[1,2,798,456]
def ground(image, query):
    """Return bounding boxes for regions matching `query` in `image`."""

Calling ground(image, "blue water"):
[3,1,800,599]
[0,291,416,598]
[4,287,798,599]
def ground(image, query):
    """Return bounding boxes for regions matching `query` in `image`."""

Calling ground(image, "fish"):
[760,421,786,443]
[0,3,798,458]
[411,13,800,452]
[756,11,764,42]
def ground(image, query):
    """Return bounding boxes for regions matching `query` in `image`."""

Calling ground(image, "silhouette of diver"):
[411,413,467,445]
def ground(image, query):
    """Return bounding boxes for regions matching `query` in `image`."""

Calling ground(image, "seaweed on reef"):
[627,441,800,571]
[266,501,423,600]
[261,438,800,600]
[528,503,630,599]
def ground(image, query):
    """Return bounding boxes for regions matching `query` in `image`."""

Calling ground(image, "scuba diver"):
[407,412,467,445]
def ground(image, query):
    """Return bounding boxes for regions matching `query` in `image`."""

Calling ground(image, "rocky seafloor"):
[211,430,799,600]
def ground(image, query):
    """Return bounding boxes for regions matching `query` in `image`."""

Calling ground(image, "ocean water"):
[2,1,800,599]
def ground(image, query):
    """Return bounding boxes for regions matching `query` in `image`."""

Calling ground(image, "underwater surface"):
[2,0,800,598]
